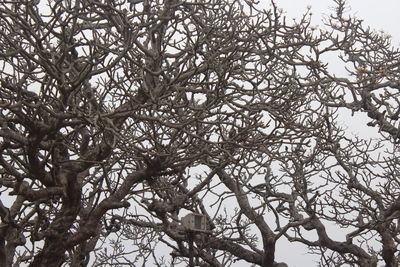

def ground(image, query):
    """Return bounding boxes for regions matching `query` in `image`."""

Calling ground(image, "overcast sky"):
[253,1,400,266]
[277,0,400,44]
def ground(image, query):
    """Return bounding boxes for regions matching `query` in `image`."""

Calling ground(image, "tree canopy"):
[0,0,400,266]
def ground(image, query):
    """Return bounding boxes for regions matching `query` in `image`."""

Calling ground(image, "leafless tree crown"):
[0,0,399,266]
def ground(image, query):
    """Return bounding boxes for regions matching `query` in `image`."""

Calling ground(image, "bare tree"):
[0,0,399,266]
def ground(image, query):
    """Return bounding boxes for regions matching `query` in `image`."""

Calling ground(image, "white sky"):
[250,1,400,266]
[276,0,400,45]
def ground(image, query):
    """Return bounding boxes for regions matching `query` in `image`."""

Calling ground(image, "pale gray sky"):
[249,1,400,266]
[276,0,399,44]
